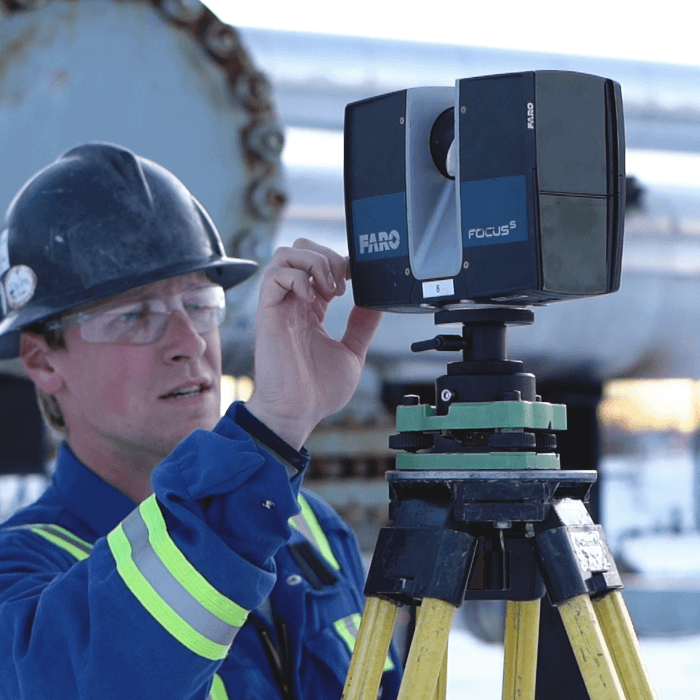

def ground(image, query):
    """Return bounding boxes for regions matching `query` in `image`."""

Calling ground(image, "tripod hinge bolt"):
[441,389,454,403]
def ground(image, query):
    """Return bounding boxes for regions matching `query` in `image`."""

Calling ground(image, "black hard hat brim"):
[0,255,257,360]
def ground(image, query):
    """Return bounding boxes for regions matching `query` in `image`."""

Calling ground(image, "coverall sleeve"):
[0,403,303,700]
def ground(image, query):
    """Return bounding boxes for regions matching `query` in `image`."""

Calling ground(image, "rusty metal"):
[249,178,288,221]
[203,17,240,61]
[246,121,285,163]
[0,0,287,298]
[3,0,49,10]
[0,0,287,251]
[159,0,206,24]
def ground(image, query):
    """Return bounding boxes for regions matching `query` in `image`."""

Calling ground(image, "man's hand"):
[245,238,382,450]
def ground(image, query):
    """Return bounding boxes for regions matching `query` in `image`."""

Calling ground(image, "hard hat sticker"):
[4,265,37,309]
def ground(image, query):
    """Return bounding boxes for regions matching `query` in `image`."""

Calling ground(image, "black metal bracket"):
[364,471,622,607]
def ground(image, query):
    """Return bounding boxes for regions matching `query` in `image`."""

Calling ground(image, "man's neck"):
[66,437,161,504]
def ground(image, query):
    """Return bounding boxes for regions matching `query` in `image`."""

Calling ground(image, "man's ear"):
[20,332,65,394]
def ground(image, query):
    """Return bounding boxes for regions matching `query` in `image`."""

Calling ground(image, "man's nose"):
[160,310,207,361]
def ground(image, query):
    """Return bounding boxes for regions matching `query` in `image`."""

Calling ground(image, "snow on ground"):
[446,621,700,699]
[639,634,700,698]
[446,626,504,698]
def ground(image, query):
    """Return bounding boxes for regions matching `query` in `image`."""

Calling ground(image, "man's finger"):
[259,266,317,306]
[271,245,342,300]
[341,306,383,360]
[292,238,348,296]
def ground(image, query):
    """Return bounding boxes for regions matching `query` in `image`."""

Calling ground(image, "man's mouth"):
[160,382,210,400]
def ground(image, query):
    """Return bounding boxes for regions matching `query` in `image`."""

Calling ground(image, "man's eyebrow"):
[72,274,211,314]
[71,291,148,316]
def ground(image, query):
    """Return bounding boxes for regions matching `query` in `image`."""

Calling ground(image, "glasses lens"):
[79,301,165,344]
[182,286,226,333]
[77,285,226,344]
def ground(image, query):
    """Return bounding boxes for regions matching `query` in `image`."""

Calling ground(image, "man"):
[0,143,400,699]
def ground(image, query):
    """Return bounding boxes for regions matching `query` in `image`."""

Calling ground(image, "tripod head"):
[413,307,535,409]
[389,307,560,459]
[364,307,620,608]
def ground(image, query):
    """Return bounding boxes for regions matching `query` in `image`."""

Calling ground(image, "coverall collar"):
[52,442,137,536]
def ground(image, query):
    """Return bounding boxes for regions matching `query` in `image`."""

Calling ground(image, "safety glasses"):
[45,284,226,345]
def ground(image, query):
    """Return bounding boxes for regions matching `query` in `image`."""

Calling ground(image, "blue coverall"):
[0,402,401,699]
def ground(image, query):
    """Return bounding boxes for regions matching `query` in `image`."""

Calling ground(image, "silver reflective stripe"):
[289,493,341,571]
[34,524,93,556]
[333,613,396,672]
[290,512,315,547]
[121,507,238,648]
[343,614,360,638]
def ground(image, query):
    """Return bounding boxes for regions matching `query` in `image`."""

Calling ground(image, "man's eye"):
[115,305,149,323]
[185,301,212,312]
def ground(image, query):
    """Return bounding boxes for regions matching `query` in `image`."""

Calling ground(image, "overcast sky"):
[204,0,700,67]
[202,0,700,190]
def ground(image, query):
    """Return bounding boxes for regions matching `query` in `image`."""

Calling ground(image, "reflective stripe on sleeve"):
[334,614,396,672]
[107,495,249,660]
[208,673,229,700]
[289,493,341,572]
[6,523,93,561]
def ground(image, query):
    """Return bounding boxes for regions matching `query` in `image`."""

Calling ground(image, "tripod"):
[342,308,657,700]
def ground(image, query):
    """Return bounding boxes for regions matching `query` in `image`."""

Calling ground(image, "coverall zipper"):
[257,622,295,700]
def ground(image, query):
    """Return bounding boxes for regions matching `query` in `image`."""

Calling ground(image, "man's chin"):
[167,415,220,450]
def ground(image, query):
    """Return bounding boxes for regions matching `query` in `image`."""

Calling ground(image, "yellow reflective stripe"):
[20,524,93,561]
[139,496,248,627]
[334,614,395,672]
[289,493,341,571]
[209,673,229,700]
[333,613,361,651]
[107,524,230,661]
[31,529,90,562]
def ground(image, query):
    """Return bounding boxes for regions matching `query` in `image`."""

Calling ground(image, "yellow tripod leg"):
[558,594,626,700]
[593,590,658,700]
[397,598,456,700]
[413,604,448,700]
[433,637,448,700]
[502,599,540,700]
[342,596,399,700]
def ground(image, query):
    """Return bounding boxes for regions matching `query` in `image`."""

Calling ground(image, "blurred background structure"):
[3,2,700,683]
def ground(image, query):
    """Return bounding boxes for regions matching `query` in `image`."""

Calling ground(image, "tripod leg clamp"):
[534,498,622,605]
[365,526,477,606]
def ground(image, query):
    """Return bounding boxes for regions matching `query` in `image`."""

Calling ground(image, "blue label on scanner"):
[352,193,408,260]
[461,176,528,247]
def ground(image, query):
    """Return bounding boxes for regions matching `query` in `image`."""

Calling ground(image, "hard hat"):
[0,142,258,358]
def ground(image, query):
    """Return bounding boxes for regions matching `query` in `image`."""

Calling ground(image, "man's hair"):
[28,326,68,438]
